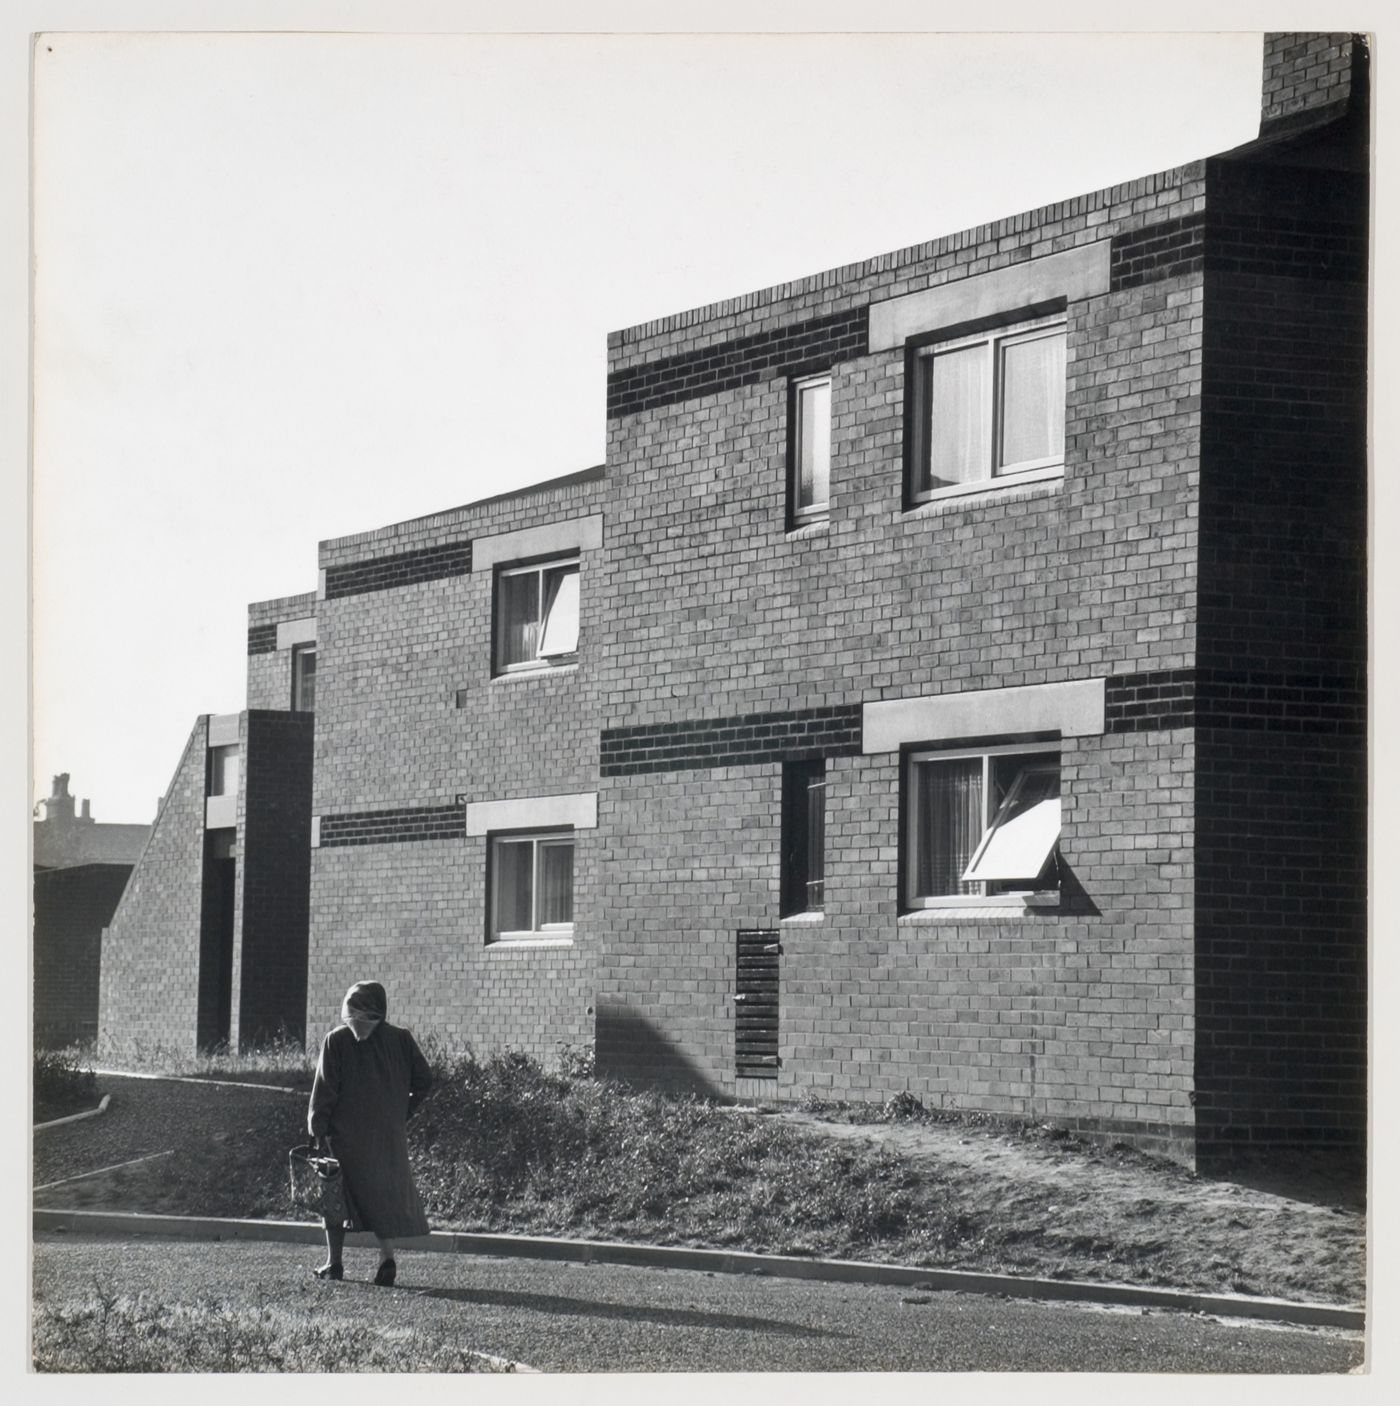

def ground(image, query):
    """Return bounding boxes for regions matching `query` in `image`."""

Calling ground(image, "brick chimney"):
[45,773,75,824]
[1260,32,1369,137]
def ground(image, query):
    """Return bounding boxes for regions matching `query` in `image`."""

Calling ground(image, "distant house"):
[33,774,149,1046]
[97,34,1367,1168]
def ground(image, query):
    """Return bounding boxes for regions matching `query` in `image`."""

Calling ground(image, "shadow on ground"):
[413,1283,846,1340]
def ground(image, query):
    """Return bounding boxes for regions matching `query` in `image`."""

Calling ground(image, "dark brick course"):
[606,307,868,419]
[1105,667,1365,734]
[323,540,472,601]
[600,705,863,776]
[246,624,278,656]
[318,803,466,848]
[1109,212,1207,291]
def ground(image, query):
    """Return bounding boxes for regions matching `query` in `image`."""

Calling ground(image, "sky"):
[25,23,1274,825]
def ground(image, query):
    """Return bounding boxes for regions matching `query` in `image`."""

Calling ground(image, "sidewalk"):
[32,1206,1365,1332]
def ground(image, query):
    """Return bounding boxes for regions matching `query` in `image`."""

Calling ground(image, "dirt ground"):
[765,1108,1365,1305]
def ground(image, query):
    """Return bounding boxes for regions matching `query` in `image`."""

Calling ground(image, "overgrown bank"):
[32,1047,1366,1306]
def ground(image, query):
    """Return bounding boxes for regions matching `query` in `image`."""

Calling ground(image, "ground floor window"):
[781,759,825,915]
[905,741,1060,905]
[489,830,574,939]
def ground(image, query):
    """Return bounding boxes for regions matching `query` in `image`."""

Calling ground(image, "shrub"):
[879,1090,926,1122]
[34,1047,98,1121]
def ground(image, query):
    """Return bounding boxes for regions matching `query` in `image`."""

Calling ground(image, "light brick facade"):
[96,34,1367,1166]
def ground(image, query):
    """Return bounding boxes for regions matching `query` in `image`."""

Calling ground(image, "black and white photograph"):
[13,0,1389,1388]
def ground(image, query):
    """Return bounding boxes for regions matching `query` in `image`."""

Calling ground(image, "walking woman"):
[308,981,433,1285]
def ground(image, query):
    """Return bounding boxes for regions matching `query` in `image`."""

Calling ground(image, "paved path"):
[33,1232,1363,1374]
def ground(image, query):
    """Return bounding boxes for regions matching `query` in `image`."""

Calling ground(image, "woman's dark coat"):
[307,1021,432,1237]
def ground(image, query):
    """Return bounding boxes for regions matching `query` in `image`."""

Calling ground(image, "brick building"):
[97,34,1367,1166]
[33,774,150,1046]
[98,619,316,1051]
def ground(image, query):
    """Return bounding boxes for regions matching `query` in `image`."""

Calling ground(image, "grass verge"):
[32,1278,512,1372]
[87,1033,317,1089]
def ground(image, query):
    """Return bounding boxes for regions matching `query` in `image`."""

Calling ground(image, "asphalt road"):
[32,1232,1364,1375]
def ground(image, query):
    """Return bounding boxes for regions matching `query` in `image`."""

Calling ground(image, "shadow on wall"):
[594,1001,728,1101]
[1056,860,1100,917]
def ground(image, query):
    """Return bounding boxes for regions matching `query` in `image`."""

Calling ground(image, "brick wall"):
[34,864,132,1046]
[230,710,314,1047]
[99,719,209,1051]
[593,155,1210,1154]
[247,591,317,712]
[1261,33,1362,131]
[1192,151,1368,1158]
[304,471,606,1057]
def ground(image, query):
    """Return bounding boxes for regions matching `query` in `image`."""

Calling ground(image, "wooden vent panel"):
[735,928,780,1079]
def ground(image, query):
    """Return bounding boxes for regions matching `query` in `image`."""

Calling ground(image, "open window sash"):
[961,763,1060,884]
[537,567,580,658]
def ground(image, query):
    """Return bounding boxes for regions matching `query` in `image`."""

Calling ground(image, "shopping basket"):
[288,1142,348,1223]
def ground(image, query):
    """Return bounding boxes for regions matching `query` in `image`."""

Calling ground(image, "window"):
[292,643,316,713]
[489,830,574,938]
[495,557,580,673]
[789,374,831,525]
[905,742,1060,906]
[208,744,240,798]
[781,759,826,915]
[909,315,1066,503]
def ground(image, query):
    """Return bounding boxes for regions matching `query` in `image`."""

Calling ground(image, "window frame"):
[788,372,832,528]
[492,554,581,676]
[291,642,317,713]
[906,312,1067,507]
[903,740,1060,909]
[780,758,826,917]
[487,827,576,941]
[207,743,240,799]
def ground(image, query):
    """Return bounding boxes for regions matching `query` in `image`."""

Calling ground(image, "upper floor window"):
[908,315,1066,504]
[494,557,580,674]
[789,374,831,526]
[208,744,240,798]
[490,829,574,939]
[905,741,1060,907]
[292,643,316,713]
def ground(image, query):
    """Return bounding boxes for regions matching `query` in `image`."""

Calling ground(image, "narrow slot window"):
[791,375,832,523]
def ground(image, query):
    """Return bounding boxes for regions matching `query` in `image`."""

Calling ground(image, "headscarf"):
[341,981,387,1039]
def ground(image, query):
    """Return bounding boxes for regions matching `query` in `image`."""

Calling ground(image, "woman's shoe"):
[313,1262,344,1281]
[373,1259,397,1288]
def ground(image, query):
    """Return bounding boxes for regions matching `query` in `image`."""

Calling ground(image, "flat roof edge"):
[607,159,1212,349]
[319,464,607,553]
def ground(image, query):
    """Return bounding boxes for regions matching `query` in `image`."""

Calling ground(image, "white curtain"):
[999,332,1065,469]
[916,757,983,896]
[537,840,574,926]
[493,839,535,932]
[926,344,988,489]
[497,571,540,667]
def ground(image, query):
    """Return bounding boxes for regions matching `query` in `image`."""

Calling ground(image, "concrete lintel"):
[471,514,604,572]
[869,242,1110,352]
[863,678,1106,753]
[207,713,241,747]
[275,616,318,649]
[465,792,598,836]
[204,795,237,830]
